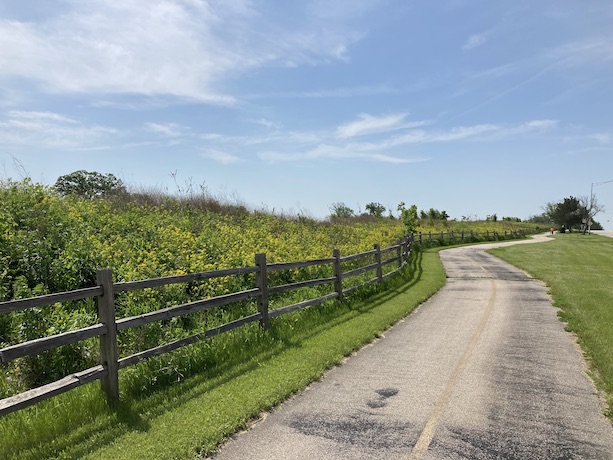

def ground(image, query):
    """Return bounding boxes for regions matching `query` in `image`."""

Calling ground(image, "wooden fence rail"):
[0,235,414,417]
[415,229,524,245]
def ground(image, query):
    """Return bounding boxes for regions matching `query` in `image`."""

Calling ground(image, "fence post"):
[419,232,422,245]
[96,268,119,403]
[333,249,343,300]
[255,253,269,330]
[374,244,383,283]
[396,240,403,269]
[407,234,414,261]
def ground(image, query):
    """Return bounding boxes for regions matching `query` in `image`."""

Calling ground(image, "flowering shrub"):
[0,179,405,394]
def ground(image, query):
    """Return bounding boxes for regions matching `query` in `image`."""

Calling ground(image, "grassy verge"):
[0,248,446,460]
[489,234,613,418]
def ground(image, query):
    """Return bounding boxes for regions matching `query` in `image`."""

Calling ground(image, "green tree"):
[397,202,418,234]
[545,196,584,230]
[365,202,386,218]
[54,170,126,199]
[424,208,449,221]
[329,202,355,219]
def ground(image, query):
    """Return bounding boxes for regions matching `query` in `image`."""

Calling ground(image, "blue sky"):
[1,1,612,226]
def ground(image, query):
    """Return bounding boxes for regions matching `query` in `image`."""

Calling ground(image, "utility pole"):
[588,179,613,234]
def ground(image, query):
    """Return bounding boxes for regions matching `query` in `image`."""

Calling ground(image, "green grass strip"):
[1,249,445,460]
[489,234,613,419]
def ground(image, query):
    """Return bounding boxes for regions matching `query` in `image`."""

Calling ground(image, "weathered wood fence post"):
[96,268,119,403]
[374,244,383,283]
[333,249,343,300]
[396,239,403,269]
[255,253,269,330]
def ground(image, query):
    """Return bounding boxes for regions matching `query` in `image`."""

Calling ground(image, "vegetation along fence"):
[415,229,525,246]
[0,235,414,417]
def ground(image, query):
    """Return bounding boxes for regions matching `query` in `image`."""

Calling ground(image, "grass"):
[0,248,446,460]
[489,233,613,418]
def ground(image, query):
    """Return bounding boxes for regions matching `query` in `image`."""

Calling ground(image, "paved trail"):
[211,235,613,459]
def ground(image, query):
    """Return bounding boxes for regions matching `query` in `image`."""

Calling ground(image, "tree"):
[580,195,605,234]
[329,202,355,219]
[397,202,418,234]
[365,202,386,218]
[424,208,449,221]
[545,196,583,231]
[54,170,126,199]
[527,213,550,224]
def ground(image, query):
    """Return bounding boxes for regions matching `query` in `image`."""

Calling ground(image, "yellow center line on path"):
[408,276,497,460]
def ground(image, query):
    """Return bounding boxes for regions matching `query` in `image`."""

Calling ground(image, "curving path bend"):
[211,234,613,459]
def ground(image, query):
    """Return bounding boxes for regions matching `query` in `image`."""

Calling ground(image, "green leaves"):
[397,202,418,234]
[54,170,126,199]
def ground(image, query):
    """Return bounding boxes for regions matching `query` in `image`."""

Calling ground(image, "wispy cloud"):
[0,1,381,104]
[462,31,491,51]
[144,122,186,137]
[0,110,117,148]
[256,119,556,164]
[522,119,558,130]
[549,38,613,68]
[336,113,429,138]
[258,146,421,164]
[245,85,398,100]
[201,149,241,165]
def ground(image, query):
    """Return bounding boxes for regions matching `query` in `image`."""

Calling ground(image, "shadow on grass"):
[4,250,431,460]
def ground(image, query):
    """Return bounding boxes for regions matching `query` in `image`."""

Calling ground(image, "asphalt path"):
[211,235,613,459]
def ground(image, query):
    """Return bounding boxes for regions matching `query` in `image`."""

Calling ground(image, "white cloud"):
[589,133,611,144]
[258,145,418,164]
[336,113,428,138]
[144,122,186,137]
[222,118,559,165]
[246,85,398,100]
[522,119,558,130]
[0,110,117,148]
[254,118,281,131]
[462,31,490,51]
[201,149,241,164]
[0,0,378,103]
[549,38,613,68]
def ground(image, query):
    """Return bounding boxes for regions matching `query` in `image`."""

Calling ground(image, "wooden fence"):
[415,229,524,246]
[0,236,414,417]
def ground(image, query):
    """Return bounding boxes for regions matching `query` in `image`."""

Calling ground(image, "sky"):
[1,1,612,227]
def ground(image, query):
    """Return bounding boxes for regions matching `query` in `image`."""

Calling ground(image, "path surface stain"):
[376,388,399,398]
[366,387,399,409]
[289,412,415,449]
[429,425,603,459]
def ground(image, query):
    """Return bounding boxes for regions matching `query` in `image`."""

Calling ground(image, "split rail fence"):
[0,235,414,417]
[415,229,524,246]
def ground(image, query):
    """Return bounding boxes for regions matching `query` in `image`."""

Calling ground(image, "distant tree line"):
[329,202,522,225]
[528,195,604,232]
[55,171,601,233]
